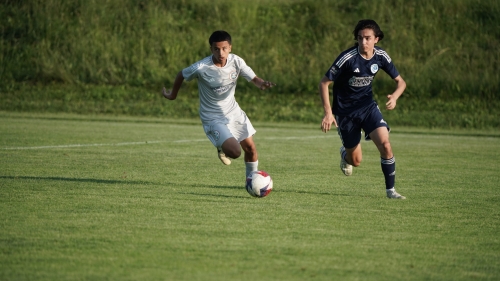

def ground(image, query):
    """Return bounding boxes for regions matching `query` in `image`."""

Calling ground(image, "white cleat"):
[386,188,406,199]
[218,149,231,165]
[340,146,353,176]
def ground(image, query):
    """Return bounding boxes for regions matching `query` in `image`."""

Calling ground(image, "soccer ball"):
[246,170,273,198]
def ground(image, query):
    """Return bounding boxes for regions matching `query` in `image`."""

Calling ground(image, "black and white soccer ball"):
[245,170,273,198]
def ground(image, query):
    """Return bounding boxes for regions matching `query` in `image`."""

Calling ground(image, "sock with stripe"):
[381,156,396,190]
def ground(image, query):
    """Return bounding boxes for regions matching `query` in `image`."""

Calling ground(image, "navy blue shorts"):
[336,102,390,149]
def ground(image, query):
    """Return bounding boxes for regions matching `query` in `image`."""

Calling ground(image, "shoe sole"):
[387,194,406,199]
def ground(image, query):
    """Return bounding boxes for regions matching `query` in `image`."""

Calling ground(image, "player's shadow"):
[177,184,248,198]
[0,175,154,185]
[2,175,248,199]
[278,189,354,197]
[177,191,249,199]
[182,182,242,190]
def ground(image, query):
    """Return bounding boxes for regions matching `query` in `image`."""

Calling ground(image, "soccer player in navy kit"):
[319,19,407,199]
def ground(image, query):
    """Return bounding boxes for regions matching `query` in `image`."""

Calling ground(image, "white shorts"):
[203,110,256,148]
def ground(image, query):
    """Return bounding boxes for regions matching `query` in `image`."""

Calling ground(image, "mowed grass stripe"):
[1,135,336,150]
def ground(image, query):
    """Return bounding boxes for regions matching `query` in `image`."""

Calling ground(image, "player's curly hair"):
[209,30,232,46]
[353,19,384,45]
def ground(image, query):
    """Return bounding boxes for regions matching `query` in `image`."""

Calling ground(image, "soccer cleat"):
[386,188,406,199]
[218,149,231,165]
[339,146,353,176]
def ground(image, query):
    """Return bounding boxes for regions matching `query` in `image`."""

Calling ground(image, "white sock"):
[245,160,258,177]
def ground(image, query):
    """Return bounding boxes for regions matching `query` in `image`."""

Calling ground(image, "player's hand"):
[162,87,173,100]
[386,94,397,110]
[260,81,276,90]
[321,113,337,133]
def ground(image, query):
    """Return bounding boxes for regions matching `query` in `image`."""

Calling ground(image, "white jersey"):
[182,54,256,124]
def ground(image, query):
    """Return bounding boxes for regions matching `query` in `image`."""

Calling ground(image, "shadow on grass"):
[275,189,356,197]
[3,175,350,198]
[179,182,242,190]
[178,191,249,199]
[1,176,243,192]
[0,175,154,185]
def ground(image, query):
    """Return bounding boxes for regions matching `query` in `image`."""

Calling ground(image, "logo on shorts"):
[212,130,220,141]
[370,64,379,74]
[230,72,237,80]
[380,119,387,124]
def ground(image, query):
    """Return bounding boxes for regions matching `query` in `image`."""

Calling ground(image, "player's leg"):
[368,127,392,158]
[343,144,362,167]
[240,137,257,162]
[365,105,405,199]
[337,115,363,176]
[220,137,241,159]
[368,127,404,199]
[240,136,259,177]
[203,122,240,165]
[227,109,258,176]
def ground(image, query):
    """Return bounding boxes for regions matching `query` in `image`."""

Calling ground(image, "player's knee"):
[225,146,241,159]
[379,141,392,156]
[351,155,362,167]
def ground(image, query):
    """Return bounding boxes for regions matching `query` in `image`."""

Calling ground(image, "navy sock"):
[341,149,347,162]
[381,156,396,190]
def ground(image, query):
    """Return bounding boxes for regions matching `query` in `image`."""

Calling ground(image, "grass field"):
[1,111,499,280]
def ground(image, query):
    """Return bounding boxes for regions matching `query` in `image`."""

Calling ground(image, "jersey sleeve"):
[233,55,256,82]
[377,48,399,79]
[325,63,340,81]
[324,52,347,82]
[181,62,200,82]
[382,60,399,79]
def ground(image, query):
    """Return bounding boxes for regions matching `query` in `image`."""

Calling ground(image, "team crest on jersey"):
[370,64,379,74]
[230,72,237,80]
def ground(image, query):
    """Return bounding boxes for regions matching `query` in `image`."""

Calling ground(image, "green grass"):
[1,111,499,280]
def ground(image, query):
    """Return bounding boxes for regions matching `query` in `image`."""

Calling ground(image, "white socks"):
[245,160,258,177]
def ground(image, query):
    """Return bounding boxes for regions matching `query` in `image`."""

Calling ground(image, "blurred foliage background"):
[1,0,499,128]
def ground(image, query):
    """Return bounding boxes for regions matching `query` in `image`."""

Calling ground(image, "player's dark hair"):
[353,19,384,46]
[209,30,232,46]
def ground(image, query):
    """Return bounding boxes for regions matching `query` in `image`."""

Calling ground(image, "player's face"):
[210,41,232,66]
[357,28,379,56]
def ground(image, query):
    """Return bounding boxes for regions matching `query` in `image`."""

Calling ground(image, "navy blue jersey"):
[325,46,399,116]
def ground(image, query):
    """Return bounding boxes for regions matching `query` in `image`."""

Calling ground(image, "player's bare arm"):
[386,75,406,110]
[319,76,336,132]
[251,76,276,90]
[162,71,185,100]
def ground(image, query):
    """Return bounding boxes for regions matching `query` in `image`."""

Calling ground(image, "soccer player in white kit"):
[162,30,275,178]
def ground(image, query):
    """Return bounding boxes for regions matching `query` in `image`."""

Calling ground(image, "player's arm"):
[319,76,337,132]
[386,75,406,110]
[162,71,185,100]
[251,76,276,90]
